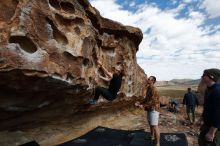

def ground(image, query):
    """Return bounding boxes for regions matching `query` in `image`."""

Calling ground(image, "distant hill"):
[156,79,201,86]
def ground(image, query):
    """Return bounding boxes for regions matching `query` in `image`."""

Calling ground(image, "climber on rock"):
[88,60,124,105]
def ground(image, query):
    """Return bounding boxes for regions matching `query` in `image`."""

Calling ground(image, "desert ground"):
[0,94,202,146]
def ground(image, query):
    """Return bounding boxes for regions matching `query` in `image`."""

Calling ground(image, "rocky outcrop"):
[197,81,206,104]
[0,0,145,130]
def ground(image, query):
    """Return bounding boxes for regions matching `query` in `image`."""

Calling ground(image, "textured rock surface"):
[197,81,206,104]
[0,0,146,130]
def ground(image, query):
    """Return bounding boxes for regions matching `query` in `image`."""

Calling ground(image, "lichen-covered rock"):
[0,0,146,130]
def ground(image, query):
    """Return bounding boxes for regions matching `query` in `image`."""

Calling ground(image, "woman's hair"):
[114,63,124,77]
[119,69,125,77]
[149,76,156,83]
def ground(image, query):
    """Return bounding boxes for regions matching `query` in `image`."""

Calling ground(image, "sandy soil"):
[0,104,202,146]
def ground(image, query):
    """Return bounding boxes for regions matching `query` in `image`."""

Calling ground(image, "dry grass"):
[158,89,186,98]
[157,85,198,98]
[157,85,198,105]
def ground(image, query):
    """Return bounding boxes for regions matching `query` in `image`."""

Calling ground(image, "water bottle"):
[173,114,176,124]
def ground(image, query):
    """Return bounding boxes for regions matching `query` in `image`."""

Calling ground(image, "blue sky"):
[89,0,220,80]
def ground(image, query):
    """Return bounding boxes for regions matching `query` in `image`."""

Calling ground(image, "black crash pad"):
[19,141,40,146]
[59,126,188,146]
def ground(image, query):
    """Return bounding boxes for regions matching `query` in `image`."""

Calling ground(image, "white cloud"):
[89,0,220,80]
[183,0,199,3]
[201,0,220,18]
[168,3,187,14]
[183,0,192,3]
[129,1,136,7]
[171,0,178,5]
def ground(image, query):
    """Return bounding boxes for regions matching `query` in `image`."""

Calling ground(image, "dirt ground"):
[0,104,202,146]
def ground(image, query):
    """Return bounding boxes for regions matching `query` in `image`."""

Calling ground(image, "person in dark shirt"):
[89,60,123,105]
[170,99,178,113]
[198,68,220,146]
[183,87,199,124]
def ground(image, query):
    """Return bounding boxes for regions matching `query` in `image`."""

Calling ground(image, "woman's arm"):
[97,60,113,78]
[98,74,111,82]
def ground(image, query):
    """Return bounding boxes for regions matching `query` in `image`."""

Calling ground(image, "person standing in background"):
[183,87,199,124]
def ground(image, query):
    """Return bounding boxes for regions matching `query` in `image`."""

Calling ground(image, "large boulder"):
[0,0,146,130]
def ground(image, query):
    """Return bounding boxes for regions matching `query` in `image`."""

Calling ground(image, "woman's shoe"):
[88,99,97,105]
[145,135,155,141]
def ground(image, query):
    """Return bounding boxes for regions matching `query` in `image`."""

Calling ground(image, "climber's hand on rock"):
[97,60,102,66]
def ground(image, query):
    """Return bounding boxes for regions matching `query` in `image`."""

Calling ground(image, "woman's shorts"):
[147,110,159,126]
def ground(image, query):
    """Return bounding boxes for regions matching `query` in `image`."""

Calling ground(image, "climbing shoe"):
[88,99,97,105]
